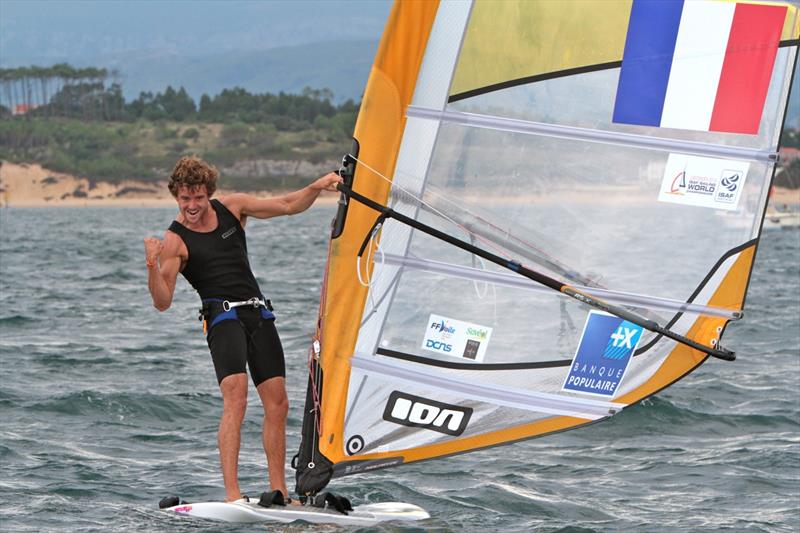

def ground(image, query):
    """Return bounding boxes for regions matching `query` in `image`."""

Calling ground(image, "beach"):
[0,161,341,208]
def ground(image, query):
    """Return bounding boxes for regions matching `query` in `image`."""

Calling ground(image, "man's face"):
[176,185,210,226]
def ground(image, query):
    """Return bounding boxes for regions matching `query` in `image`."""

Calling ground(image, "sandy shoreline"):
[0,161,340,207]
[1,160,797,208]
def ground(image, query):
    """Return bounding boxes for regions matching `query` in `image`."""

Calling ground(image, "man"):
[144,154,341,504]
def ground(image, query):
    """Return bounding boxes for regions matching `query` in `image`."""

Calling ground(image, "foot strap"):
[311,492,353,515]
[257,490,291,508]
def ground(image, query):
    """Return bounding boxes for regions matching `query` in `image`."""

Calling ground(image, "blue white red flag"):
[613,0,787,135]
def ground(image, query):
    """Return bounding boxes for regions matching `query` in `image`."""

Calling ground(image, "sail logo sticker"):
[716,171,741,204]
[422,314,493,362]
[562,311,643,398]
[383,391,472,436]
[658,154,749,210]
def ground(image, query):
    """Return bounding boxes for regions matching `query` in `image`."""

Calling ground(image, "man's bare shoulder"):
[217,193,266,223]
[163,229,187,257]
[218,193,257,210]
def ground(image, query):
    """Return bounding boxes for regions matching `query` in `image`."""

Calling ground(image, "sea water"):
[0,206,798,532]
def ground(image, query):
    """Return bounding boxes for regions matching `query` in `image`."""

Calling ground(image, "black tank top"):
[168,199,263,301]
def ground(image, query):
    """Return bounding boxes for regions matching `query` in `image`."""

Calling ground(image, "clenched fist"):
[144,237,164,267]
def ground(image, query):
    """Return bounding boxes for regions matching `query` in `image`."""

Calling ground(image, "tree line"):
[0,63,358,133]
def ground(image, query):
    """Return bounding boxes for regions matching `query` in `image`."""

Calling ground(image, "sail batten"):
[407,106,780,162]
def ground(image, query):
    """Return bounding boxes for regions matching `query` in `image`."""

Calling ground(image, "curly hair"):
[168,155,218,197]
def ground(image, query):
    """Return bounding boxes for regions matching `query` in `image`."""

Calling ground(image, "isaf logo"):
[720,172,740,191]
[715,170,741,204]
[383,391,472,436]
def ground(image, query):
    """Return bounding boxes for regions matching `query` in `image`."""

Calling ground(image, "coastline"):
[1,159,797,208]
[0,161,340,207]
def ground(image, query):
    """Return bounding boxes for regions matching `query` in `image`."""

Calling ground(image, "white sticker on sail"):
[422,314,492,363]
[658,154,749,210]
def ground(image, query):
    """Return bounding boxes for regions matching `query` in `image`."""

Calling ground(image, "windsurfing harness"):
[199,297,275,333]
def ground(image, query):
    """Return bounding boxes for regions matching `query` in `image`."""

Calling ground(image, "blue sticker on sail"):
[562,312,643,398]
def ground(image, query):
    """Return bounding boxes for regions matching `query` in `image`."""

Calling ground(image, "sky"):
[0,0,393,63]
[0,0,394,101]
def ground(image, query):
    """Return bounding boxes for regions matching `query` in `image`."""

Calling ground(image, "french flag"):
[613,0,787,135]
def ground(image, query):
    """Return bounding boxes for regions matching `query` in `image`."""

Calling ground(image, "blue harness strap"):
[210,308,238,329]
[201,298,275,331]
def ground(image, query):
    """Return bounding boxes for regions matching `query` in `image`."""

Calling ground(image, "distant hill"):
[103,40,380,104]
[0,0,389,103]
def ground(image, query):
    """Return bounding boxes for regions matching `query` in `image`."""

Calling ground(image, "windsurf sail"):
[295,0,800,497]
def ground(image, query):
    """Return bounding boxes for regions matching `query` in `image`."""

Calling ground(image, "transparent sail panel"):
[397,122,769,303]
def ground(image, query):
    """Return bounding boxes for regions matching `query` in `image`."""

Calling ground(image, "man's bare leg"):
[219,373,248,502]
[256,376,289,498]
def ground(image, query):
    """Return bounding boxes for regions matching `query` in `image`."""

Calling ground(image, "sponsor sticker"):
[383,390,472,436]
[658,154,749,210]
[562,311,643,398]
[422,313,492,362]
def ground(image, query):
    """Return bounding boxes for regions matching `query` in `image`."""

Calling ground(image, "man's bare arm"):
[144,232,184,311]
[224,172,342,221]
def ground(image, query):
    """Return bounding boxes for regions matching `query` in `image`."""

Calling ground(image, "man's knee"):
[271,392,289,418]
[265,389,288,418]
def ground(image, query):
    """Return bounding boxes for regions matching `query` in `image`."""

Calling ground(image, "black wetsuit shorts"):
[206,307,285,386]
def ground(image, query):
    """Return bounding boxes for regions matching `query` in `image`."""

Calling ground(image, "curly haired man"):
[144,155,341,504]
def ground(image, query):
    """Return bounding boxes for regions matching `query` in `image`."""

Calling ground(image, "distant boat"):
[764,205,800,229]
[716,200,800,231]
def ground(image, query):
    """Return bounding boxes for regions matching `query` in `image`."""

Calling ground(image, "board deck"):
[163,499,429,525]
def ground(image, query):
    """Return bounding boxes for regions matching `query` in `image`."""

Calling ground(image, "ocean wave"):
[26,390,218,422]
[0,314,37,326]
[586,396,798,439]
